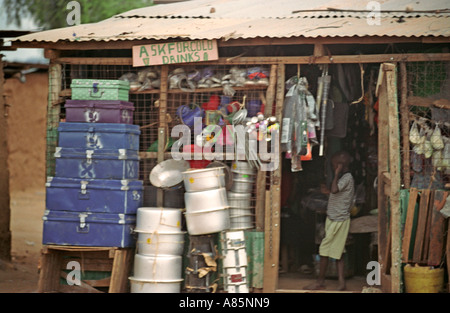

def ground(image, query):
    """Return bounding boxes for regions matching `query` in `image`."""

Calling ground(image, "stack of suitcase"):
[43,79,143,247]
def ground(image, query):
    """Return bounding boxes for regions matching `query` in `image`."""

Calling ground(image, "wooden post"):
[46,62,62,177]
[385,63,402,293]
[157,65,169,207]
[255,64,278,230]
[0,54,11,261]
[263,63,284,292]
[399,62,410,188]
[376,64,390,291]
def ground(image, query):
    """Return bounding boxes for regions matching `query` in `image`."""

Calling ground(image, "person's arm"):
[330,163,343,194]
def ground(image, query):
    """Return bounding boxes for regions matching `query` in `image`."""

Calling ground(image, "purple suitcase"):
[65,100,134,124]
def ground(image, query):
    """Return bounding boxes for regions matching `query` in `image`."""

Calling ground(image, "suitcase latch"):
[78,213,88,229]
[86,150,93,164]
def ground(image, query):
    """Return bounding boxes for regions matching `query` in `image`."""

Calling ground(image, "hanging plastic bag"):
[441,139,450,169]
[430,124,444,150]
[432,149,443,171]
[281,84,297,153]
[424,136,433,159]
[409,121,420,145]
[413,127,425,155]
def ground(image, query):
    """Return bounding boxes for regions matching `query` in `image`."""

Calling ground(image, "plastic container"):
[404,264,444,293]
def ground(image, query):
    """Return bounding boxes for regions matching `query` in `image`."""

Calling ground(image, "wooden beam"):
[52,53,450,67]
[254,64,277,230]
[385,62,402,293]
[263,63,284,293]
[157,65,169,207]
[11,35,450,50]
[46,63,62,177]
[109,249,133,293]
[427,190,448,266]
[376,63,389,290]
[401,188,418,263]
[413,189,431,263]
[399,62,410,188]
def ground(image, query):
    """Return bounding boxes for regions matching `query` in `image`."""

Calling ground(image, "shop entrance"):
[276,63,380,292]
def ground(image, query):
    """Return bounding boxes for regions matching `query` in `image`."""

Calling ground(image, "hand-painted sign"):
[132,39,218,67]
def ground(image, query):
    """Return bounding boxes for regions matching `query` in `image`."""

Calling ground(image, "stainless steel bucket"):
[184,188,228,213]
[182,167,226,192]
[129,277,183,293]
[135,231,186,256]
[229,208,254,230]
[227,191,252,208]
[184,208,230,235]
[230,215,254,230]
[132,254,182,281]
[135,207,183,233]
[231,160,256,175]
[230,178,254,193]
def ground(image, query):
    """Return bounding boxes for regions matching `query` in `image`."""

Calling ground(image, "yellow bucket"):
[404,264,444,293]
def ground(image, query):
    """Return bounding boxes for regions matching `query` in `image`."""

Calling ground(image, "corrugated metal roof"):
[11,0,450,44]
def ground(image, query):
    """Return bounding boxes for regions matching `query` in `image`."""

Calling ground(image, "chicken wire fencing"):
[45,61,273,229]
[404,61,450,190]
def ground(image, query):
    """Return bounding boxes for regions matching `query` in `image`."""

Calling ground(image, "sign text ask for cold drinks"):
[132,39,218,67]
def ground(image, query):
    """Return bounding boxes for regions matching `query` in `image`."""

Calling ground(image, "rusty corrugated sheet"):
[11,0,450,44]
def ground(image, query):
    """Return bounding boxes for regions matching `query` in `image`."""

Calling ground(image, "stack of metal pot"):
[228,160,256,230]
[220,230,249,293]
[182,167,230,292]
[129,207,186,293]
[182,167,230,235]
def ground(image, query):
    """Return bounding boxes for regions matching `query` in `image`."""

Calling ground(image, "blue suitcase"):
[54,147,139,180]
[42,210,136,247]
[57,122,140,151]
[46,177,143,214]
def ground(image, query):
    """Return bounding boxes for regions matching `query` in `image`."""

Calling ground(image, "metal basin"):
[230,179,254,193]
[227,191,252,208]
[231,160,256,175]
[135,231,186,256]
[129,277,183,293]
[184,208,230,235]
[150,159,190,189]
[182,167,226,192]
[133,254,182,281]
[206,161,233,190]
[184,188,228,213]
[135,207,183,233]
[230,215,254,230]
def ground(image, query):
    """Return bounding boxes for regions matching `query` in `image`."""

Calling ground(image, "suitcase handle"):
[90,83,104,98]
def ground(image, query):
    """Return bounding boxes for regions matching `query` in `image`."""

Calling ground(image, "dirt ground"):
[0,188,45,293]
[0,72,48,293]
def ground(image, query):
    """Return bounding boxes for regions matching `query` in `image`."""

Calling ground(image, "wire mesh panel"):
[404,61,450,189]
[47,60,275,230]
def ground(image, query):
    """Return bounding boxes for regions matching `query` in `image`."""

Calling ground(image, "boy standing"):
[306,150,355,291]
